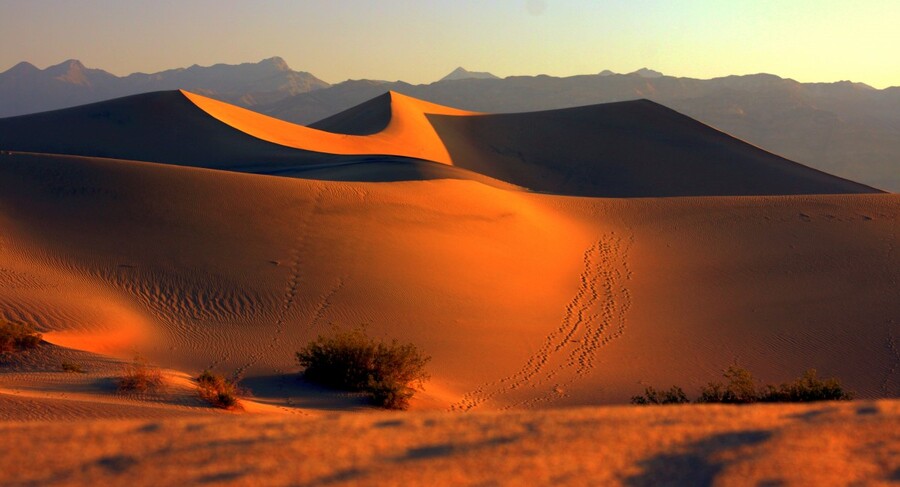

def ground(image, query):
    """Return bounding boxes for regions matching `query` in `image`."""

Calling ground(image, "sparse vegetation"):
[759,369,853,402]
[696,365,761,404]
[196,370,241,409]
[632,365,853,405]
[61,361,85,373]
[0,322,42,353]
[117,355,164,393]
[630,386,690,405]
[296,327,430,410]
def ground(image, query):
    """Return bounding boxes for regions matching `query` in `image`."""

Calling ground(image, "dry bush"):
[635,365,853,405]
[296,327,430,410]
[0,322,42,353]
[697,365,760,404]
[760,369,853,402]
[631,386,690,405]
[117,356,164,393]
[61,361,85,373]
[196,370,241,409]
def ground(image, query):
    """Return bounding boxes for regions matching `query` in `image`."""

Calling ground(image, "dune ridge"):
[182,89,475,165]
[1,89,881,197]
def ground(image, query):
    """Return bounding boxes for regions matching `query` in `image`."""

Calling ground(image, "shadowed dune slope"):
[308,91,395,135]
[0,151,896,409]
[1,90,880,197]
[427,100,880,197]
[0,90,509,186]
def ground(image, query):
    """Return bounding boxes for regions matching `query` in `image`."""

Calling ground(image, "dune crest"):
[181,89,475,164]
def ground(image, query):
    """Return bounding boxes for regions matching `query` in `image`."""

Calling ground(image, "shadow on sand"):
[624,430,774,487]
[240,373,372,411]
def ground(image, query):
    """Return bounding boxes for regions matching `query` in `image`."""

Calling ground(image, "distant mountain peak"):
[4,61,39,76]
[46,59,85,73]
[260,56,290,71]
[598,69,616,76]
[629,67,664,78]
[440,67,499,82]
[44,59,94,85]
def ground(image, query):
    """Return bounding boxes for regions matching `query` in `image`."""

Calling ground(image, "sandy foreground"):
[0,400,896,486]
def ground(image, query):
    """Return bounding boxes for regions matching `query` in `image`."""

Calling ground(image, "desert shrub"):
[61,361,85,373]
[296,328,430,410]
[117,356,164,393]
[631,386,690,405]
[696,365,760,404]
[0,322,42,353]
[759,369,853,402]
[637,365,854,405]
[196,370,241,409]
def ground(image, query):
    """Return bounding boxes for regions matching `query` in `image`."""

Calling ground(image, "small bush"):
[696,365,760,404]
[197,370,241,409]
[117,356,164,393]
[631,386,690,405]
[760,369,853,402]
[61,361,85,373]
[0,322,42,353]
[296,328,430,410]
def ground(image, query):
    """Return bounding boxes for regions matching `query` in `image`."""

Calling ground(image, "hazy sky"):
[1,0,898,88]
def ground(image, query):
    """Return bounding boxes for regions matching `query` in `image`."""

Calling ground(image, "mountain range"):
[0,57,328,116]
[1,57,898,190]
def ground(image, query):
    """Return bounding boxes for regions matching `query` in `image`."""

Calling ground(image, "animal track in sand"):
[233,186,325,377]
[452,233,633,411]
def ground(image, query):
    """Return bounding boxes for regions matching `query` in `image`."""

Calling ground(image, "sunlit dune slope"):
[428,100,880,197]
[1,151,896,409]
[181,89,474,164]
[0,90,509,187]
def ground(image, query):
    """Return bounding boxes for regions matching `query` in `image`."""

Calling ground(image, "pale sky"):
[1,0,897,88]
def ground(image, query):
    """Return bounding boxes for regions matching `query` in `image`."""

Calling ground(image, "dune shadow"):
[624,430,772,487]
[239,374,371,411]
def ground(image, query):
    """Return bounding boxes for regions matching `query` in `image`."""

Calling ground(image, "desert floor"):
[0,398,896,486]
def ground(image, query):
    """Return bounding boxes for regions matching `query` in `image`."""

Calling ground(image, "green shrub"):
[0,322,42,353]
[196,370,241,409]
[296,328,430,410]
[117,356,164,393]
[631,386,690,405]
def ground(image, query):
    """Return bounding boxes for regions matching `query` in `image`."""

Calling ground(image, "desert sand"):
[0,90,896,484]
[1,400,897,486]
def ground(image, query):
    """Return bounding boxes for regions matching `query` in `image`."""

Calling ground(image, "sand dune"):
[0,91,896,414]
[1,89,878,197]
[0,88,896,483]
[428,100,879,196]
[0,90,503,186]
[0,147,896,410]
